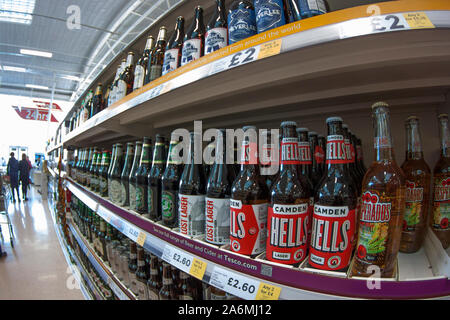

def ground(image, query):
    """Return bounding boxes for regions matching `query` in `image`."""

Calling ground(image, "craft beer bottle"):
[117,52,135,100]
[308,131,323,187]
[93,149,102,193]
[110,143,124,204]
[128,242,138,294]
[351,102,406,278]
[309,117,357,271]
[136,137,152,216]
[148,135,166,221]
[205,0,228,55]
[83,148,93,186]
[120,143,135,207]
[162,17,184,76]
[266,121,311,265]
[129,141,142,211]
[228,0,257,45]
[181,6,205,67]
[178,272,195,300]
[148,27,168,83]
[135,245,150,300]
[108,144,117,199]
[133,36,154,91]
[92,84,104,116]
[88,147,98,190]
[179,132,206,237]
[99,150,111,197]
[159,262,176,300]
[400,116,431,253]
[147,253,162,300]
[230,126,269,257]
[254,0,287,33]
[260,130,277,190]
[296,128,313,189]
[431,114,450,249]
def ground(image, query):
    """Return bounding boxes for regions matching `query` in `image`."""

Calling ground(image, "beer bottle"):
[162,134,183,227]
[147,253,162,300]
[431,114,450,249]
[205,0,228,55]
[163,17,185,76]
[181,6,205,67]
[308,131,323,187]
[83,148,93,186]
[356,136,367,176]
[136,137,152,216]
[148,135,166,221]
[76,148,84,184]
[205,130,236,245]
[286,0,301,22]
[254,0,287,33]
[84,91,93,122]
[178,272,195,300]
[204,139,216,180]
[342,124,361,194]
[98,217,108,262]
[317,134,326,173]
[88,148,99,190]
[110,143,124,204]
[92,83,104,116]
[351,102,406,278]
[120,143,135,207]
[297,0,328,19]
[266,121,311,266]
[296,128,314,189]
[309,117,357,271]
[128,242,138,294]
[179,132,206,237]
[400,116,431,253]
[108,144,117,199]
[230,126,269,257]
[133,36,155,91]
[350,132,364,184]
[171,266,182,297]
[228,0,257,45]
[110,63,123,105]
[129,141,142,211]
[260,130,277,190]
[99,149,111,197]
[148,27,168,83]
[93,149,102,193]
[117,52,135,101]
[159,262,176,300]
[135,246,150,300]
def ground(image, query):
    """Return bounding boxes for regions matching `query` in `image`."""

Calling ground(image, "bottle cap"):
[342,124,348,129]
[326,116,343,124]
[438,113,448,119]
[371,101,389,109]
[281,121,297,127]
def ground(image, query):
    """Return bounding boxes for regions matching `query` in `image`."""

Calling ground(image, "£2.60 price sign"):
[161,245,207,280]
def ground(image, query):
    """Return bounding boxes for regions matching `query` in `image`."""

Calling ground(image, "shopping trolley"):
[0,173,14,248]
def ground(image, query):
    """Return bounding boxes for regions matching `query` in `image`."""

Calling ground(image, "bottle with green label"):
[110,144,124,204]
[82,148,93,186]
[108,144,117,199]
[88,148,99,191]
[99,149,111,197]
[148,135,166,221]
[129,141,142,211]
[135,137,152,216]
[93,149,103,193]
[120,143,135,208]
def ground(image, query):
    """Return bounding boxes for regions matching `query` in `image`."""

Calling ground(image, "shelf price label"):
[162,245,194,274]
[209,266,260,300]
[403,12,434,29]
[255,283,282,300]
[258,39,282,60]
[189,258,207,280]
[136,232,147,247]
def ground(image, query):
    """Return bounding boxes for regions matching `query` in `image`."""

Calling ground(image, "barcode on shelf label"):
[209,266,259,300]
[162,245,193,274]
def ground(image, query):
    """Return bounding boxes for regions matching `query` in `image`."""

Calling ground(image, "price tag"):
[162,245,193,274]
[258,39,282,60]
[255,282,282,300]
[136,232,147,247]
[403,12,434,29]
[189,258,207,280]
[209,266,260,300]
[226,47,260,70]
[370,14,410,33]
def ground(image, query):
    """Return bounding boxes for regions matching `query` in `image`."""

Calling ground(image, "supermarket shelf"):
[65,177,450,300]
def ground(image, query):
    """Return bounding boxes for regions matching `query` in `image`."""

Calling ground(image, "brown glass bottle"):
[128,242,138,295]
[92,83,104,116]
[351,102,406,278]
[400,117,431,253]
[296,128,314,190]
[259,130,277,190]
[117,52,135,100]
[308,131,323,188]
[148,135,166,221]
[317,134,326,173]
[148,27,168,83]
[120,143,135,207]
[147,253,162,300]
[129,141,142,211]
[110,143,124,204]
[230,126,269,257]
[135,245,150,300]
[431,114,450,249]
[133,36,154,91]
[342,124,361,195]
[205,0,228,55]
[178,272,195,300]
[162,17,185,76]
[99,149,111,197]
[136,138,152,216]
[159,262,176,300]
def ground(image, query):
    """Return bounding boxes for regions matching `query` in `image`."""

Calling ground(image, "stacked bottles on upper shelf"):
[67,0,330,134]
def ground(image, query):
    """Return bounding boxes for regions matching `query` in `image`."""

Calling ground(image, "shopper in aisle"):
[6,152,20,202]
[18,154,31,201]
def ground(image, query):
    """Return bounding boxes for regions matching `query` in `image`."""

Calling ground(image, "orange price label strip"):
[403,12,434,29]
[257,39,282,60]
[255,283,282,300]
[189,258,207,280]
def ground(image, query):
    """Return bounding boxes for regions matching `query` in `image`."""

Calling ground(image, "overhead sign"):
[12,106,58,123]
[32,100,62,111]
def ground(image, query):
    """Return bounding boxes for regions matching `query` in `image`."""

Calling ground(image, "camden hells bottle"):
[266,121,311,266]
[351,102,406,278]
[308,131,323,187]
[400,117,431,253]
[230,126,269,257]
[181,6,205,67]
[162,17,184,76]
[205,0,228,55]
[431,114,450,249]
[259,129,277,190]
[317,134,326,173]
[309,117,357,271]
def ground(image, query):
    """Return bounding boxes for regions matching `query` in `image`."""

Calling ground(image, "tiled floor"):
[0,186,84,300]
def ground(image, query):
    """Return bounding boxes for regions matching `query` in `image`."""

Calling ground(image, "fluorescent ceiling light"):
[20,49,52,58]
[62,75,81,82]
[0,0,36,25]
[3,65,27,72]
[26,84,49,90]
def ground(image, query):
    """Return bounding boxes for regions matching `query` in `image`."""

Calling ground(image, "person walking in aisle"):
[19,154,31,201]
[6,153,20,202]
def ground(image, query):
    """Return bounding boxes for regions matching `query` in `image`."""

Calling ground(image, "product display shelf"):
[65,177,450,300]
[67,219,137,300]
[61,1,450,148]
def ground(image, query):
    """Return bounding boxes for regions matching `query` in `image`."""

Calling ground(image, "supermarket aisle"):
[0,186,84,300]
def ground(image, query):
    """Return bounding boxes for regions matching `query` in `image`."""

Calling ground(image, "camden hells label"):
[266,202,309,265]
[344,138,352,163]
[241,141,258,165]
[230,199,268,256]
[298,141,312,165]
[432,176,450,231]
[179,194,206,236]
[205,197,231,245]
[403,180,424,231]
[326,135,347,164]
[309,205,355,270]
[314,145,325,165]
[281,138,300,165]
[355,191,392,265]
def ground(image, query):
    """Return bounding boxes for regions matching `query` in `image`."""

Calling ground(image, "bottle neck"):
[140,143,152,167]
[152,141,166,167]
[439,117,450,158]
[175,20,184,41]
[373,108,395,162]
[280,137,299,174]
[406,121,424,160]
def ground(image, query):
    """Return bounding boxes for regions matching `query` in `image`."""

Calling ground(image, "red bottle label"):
[281,138,300,165]
[349,143,356,164]
[432,176,450,230]
[241,141,258,165]
[230,200,268,256]
[326,135,347,164]
[266,202,309,265]
[309,205,355,270]
[314,145,325,164]
[298,142,312,165]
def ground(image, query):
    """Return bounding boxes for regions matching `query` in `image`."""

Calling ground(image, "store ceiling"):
[0,0,183,102]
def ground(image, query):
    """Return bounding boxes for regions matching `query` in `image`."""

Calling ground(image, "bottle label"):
[148,186,158,218]
[349,143,356,163]
[374,136,392,149]
[179,194,206,236]
[162,190,177,221]
[326,135,347,164]
[133,65,145,91]
[119,182,128,206]
[136,185,147,212]
[309,205,355,270]
[205,197,231,245]
[266,202,309,264]
[281,137,300,165]
[344,139,352,164]
[110,179,122,203]
[205,27,228,55]
[314,145,325,164]
[299,0,327,16]
[117,80,126,101]
[100,176,107,194]
[150,65,162,82]
[298,141,312,165]
[255,0,286,33]
[136,280,149,300]
[228,8,257,45]
[403,180,424,230]
[162,48,180,75]
[181,39,202,66]
[230,200,268,256]
[129,183,136,210]
[241,140,258,165]
[432,176,450,231]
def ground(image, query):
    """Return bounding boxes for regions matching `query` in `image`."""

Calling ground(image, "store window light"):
[0,0,36,25]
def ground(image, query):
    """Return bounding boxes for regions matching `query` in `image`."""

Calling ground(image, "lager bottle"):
[351,102,406,278]
[98,217,108,262]
[228,0,257,45]
[309,117,357,271]
[179,132,206,237]
[342,124,361,193]
[400,116,431,253]
[297,0,328,19]
[148,135,166,221]
[147,253,162,300]
[266,121,311,266]
[136,137,152,216]
[110,143,124,204]
[178,272,195,300]
[93,149,102,193]
[162,134,183,227]
[431,114,450,249]
[205,0,228,55]
[356,136,367,176]
[259,130,277,190]
[230,126,269,257]
[254,0,287,33]
[108,144,117,199]
[159,262,176,300]
[92,83,104,116]
[308,131,323,187]
[109,63,123,105]
[83,148,93,186]
[120,143,135,207]
[76,148,84,184]
[117,52,135,101]
[128,242,138,294]
[135,246,150,300]
[129,141,142,211]
[99,149,111,197]
[205,129,236,245]
[204,139,215,181]
[296,128,313,189]
[148,27,168,83]
[83,91,93,122]
[181,6,205,67]
[317,134,326,173]
[133,36,155,91]
[162,17,184,76]
[88,147,99,190]
[74,149,82,183]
